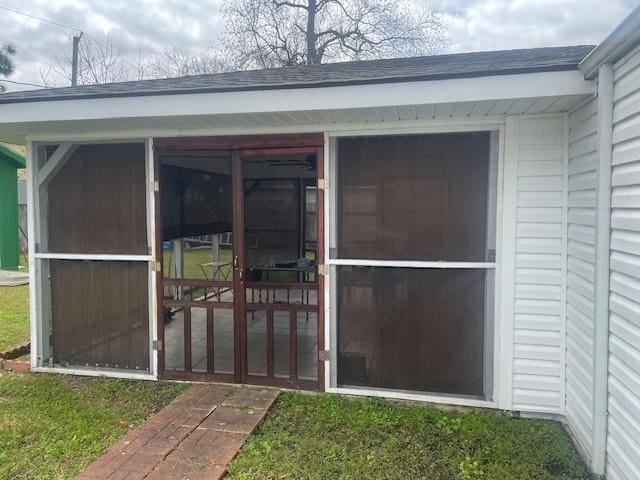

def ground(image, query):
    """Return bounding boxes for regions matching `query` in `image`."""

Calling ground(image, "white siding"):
[510,116,566,413]
[565,97,598,457]
[606,44,640,480]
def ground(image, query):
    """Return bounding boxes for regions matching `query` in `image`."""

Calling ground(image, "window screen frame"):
[28,138,157,378]
[325,126,504,405]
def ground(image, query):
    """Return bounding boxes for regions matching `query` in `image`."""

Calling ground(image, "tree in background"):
[53,34,145,85]
[222,0,445,69]
[44,0,446,86]
[146,46,230,78]
[0,43,16,92]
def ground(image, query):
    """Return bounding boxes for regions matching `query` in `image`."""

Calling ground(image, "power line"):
[0,5,83,33]
[0,78,46,88]
[0,4,143,80]
[0,4,129,56]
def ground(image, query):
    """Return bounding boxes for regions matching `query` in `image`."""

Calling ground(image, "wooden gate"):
[155,135,324,390]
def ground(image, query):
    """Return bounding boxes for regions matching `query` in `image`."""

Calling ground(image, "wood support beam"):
[37,142,78,187]
[154,133,324,152]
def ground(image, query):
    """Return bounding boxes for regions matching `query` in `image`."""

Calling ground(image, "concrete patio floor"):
[0,269,29,286]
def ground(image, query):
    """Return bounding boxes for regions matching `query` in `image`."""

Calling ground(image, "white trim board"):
[37,142,78,187]
[32,366,157,381]
[26,141,39,369]
[497,116,519,411]
[327,386,498,409]
[34,253,152,261]
[146,137,158,378]
[328,259,496,269]
[1,71,593,125]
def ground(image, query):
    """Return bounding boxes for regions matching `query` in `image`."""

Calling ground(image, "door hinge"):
[318,350,330,361]
[153,340,163,351]
[317,264,328,276]
[151,260,161,272]
[318,178,328,190]
[149,180,159,192]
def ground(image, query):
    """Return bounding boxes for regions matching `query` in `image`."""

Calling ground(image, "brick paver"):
[77,384,279,480]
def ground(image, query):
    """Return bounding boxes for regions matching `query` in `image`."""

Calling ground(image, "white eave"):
[0,69,594,143]
[580,5,640,79]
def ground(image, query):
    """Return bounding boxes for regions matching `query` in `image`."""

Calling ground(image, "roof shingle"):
[0,45,594,104]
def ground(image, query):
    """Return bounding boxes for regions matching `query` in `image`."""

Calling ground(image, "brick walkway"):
[77,384,279,480]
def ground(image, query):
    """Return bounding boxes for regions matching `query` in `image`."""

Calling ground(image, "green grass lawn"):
[162,246,306,289]
[0,372,187,480]
[0,285,29,352]
[227,392,588,480]
[163,247,233,280]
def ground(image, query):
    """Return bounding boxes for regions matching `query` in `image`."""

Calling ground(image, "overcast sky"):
[1,0,638,92]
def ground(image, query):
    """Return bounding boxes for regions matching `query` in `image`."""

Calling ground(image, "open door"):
[155,137,324,390]
[158,151,238,382]
[240,148,321,389]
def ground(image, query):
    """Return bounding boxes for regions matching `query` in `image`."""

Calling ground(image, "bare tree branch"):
[222,0,446,68]
[51,34,139,85]
[273,0,308,10]
[146,45,233,78]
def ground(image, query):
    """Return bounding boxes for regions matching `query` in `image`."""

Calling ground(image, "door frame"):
[154,134,325,389]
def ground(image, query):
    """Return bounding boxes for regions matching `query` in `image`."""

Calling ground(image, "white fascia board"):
[0,70,593,125]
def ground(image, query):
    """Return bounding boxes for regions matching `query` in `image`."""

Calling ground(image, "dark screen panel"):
[48,144,147,254]
[161,164,233,240]
[50,260,149,370]
[244,179,300,252]
[337,266,486,396]
[244,179,305,282]
[337,133,490,261]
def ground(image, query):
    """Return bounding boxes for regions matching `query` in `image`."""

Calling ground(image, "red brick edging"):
[0,359,30,372]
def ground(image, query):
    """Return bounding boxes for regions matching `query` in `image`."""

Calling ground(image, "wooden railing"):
[161,278,318,389]
[245,282,317,388]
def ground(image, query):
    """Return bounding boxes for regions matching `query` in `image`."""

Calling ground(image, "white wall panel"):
[565,97,598,457]
[607,44,640,479]
[509,115,567,413]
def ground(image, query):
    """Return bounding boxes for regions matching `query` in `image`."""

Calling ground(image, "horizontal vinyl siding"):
[565,97,597,457]
[512,116,565,413]
[606,44,640,480]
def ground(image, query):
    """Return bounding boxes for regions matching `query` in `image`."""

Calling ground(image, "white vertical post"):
[559,113,569,416]
[145,137,158,378]
[484,131,499,397]
[498,116,519,411]
[492,124,507,404]
[325,132,335,390]
[26,141,39,369]
[592,63,614,477]
[36,146,51,363]
[173,239,183,299]
[212,234,220,263]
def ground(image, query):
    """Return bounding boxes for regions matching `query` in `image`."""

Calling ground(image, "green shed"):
[0,144,25,270]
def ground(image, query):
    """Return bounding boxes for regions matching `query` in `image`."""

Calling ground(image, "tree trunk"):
[306,0,319,64]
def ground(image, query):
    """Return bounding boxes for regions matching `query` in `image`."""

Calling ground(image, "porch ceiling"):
[0,94,590,145]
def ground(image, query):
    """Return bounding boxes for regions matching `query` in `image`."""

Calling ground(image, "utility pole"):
[71,33,82,86]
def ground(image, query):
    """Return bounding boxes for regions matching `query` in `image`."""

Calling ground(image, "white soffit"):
[0,71,593,143]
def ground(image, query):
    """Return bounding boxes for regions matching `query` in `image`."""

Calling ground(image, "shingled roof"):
[0,45,594,104]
